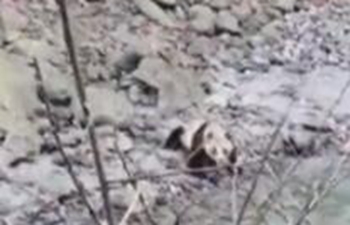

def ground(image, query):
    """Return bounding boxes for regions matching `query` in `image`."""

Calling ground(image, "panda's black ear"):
[164,126,185,150]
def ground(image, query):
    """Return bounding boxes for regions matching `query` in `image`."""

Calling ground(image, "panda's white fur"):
[165,119,236,168]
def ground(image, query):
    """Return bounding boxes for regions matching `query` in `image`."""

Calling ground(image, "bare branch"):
[112,127,158,225]
[235,102,293,225]
[89,125,115,225]
[31,58,101,225]
[118,189,141,225]
[56,0,88,125]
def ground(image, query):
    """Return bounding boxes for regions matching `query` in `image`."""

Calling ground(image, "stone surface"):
[189,4,216,34]
[131,57,205,112]
[205,0,231,9]
[153,0,177,7]
[134,0,175,27]
[215,10,241,34]
[271,0,296,12]
[86,85,134,123]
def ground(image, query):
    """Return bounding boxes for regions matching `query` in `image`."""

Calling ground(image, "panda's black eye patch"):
[211,148,217,156]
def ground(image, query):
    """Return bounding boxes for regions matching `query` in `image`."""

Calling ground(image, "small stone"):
[230,0,254,21]
[86,85,134,124]
[215,10,241,34]
[51,106,75,126]
[113,51,143,75]
[189,5,216,34]
[37,85,72,107]
[0,128,6,145]
[115,131,134,152]
[272,0,296,12]
[153,0,177,7]
[205,0,230,9]
[187,36,217,57]
[134,0,175,27]
[128,79,159,107]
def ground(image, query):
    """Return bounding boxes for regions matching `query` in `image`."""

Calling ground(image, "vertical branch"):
[89,125,115,225]
[32,58,101,225]
[0,1,6,46]
[231,165,238,225]
[56,0,114,224]
[56,0,88,124]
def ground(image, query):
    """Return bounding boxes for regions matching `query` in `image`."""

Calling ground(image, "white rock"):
[215,10,241,34]
[189,5,216,34]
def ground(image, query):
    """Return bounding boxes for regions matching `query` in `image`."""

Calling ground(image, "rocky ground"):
[1,0,350,224]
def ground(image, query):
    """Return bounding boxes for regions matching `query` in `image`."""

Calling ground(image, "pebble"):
[0,128,6,145]
[134,0,175,27]
[272,0,296,12]
[37,84,72,107]
[153,0,177,7]
[215,10,241,34]
[189,5,216,34]
[205,0,230,9]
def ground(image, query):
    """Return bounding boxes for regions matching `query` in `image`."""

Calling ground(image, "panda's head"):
[191,122,236,168]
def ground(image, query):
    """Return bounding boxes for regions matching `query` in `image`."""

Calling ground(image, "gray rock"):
[113,51,143,77]
[86,85,134,124]
[131,57,205,112]
[0,128,6,145]
[134,0,175,27]
[128,78,159,107]
[0,183,36,215]
[240,11,271,34]
[187,36,218,57]
[189,5,216,34]
[205,0,230,9]
[115,131,134,152]
[230,0,254,21]
[51,106,75,126]
[37,85,72,107]
[153,0,177,7]
[272,0,296,12]
[2,134,37,168]
[215,10,241,34]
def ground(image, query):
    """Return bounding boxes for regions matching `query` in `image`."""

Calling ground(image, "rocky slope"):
[1,0,350,224]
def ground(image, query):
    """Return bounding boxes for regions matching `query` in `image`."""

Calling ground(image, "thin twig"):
[293,154,350,225]
[107,163,248,189]
[235,102,293,225]
[56,0,88,125]
[118,189,141,225]
[89,125,115,225]
[56,1,114,224]
[112,127,158,225]
[31,58,101,225]
[231,165,239,225]
[254,159,301,225]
